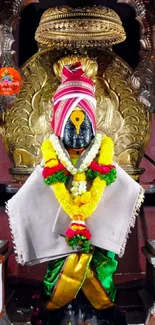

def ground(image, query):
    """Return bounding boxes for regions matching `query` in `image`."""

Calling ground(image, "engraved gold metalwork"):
[35,6,126,49]
[0,49,150,181]
[94,52,150,178]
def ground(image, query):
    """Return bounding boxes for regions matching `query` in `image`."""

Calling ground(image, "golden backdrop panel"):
[1,49,150,181]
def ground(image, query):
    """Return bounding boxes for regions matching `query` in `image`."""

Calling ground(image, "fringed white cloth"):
[6,164,144,265]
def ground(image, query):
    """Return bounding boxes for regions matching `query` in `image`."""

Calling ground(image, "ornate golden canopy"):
[35,6,126,49]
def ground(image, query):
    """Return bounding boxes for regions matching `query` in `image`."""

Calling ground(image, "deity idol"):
[6,61,144,312]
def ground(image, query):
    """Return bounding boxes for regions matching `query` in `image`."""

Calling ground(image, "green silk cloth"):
[92,249,117,301]
[44,249,118,303]
[44,258,65,296]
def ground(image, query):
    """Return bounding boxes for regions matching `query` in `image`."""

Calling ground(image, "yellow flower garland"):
[41,136,114,221]
[98,136,114,165]
[51,177,106,220]
[42,140,58,167]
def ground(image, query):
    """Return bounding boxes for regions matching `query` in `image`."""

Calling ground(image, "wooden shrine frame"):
[0,255,5,319]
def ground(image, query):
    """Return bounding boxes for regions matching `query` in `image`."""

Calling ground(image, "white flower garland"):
[70,180,87,197]
[50,133,102,176]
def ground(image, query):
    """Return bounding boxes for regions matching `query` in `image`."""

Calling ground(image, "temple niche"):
[0,3,151,182]
[0,1,155,325]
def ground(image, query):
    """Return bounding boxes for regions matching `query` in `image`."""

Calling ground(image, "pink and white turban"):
[51,62,96,138]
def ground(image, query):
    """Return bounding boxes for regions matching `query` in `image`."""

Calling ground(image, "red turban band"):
[51,62,96,137]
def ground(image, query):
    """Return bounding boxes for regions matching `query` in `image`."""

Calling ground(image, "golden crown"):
[35,6,126,49]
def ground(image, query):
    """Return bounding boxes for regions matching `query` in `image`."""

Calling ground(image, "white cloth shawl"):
[6,164,144,266]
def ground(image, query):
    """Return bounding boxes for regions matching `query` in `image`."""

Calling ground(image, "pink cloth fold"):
[51,62,96,137]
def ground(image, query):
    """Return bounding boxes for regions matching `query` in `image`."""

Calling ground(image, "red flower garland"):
[65,226,91,240]
[89,161,115,174]
[42,163,67,179]
[65,221,91,252]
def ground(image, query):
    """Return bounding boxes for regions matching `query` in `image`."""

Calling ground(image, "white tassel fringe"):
[119,187,145,258]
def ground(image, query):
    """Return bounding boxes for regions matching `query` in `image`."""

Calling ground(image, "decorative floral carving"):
[119,0,155,111]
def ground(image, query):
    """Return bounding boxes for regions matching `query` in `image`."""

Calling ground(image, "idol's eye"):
[80,124,86,131]
[81,116,92,130]
[65,120,74,130]
[69,121,75,129]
